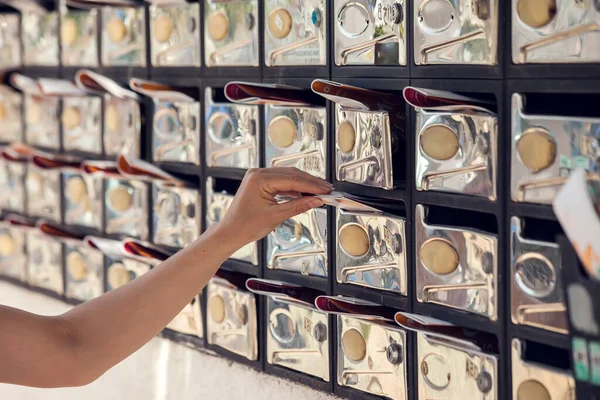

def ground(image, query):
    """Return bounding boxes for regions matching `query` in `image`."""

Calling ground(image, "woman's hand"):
[216,167,333,248]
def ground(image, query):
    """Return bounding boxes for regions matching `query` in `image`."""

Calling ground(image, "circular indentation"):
[62,106,81,130]
[208,112,235,143]
[517,0,557,29]
[61,18,78,46]
[386,343,403,365]
[517,128,556,173]
[421,124,459,161]
[476,371,493,393]
[66,251,86,280]
[154,14,173,43]
[27,101,41,125]
[337,121,356,154]
[418,0,455,33]
[269,310,296,343]
[517,380,551,400]
[268,7,293,39]
[105,105,120,132]
[0,233,15,257]
[515,252,556,298]
[107,263,131,288]
[421,353,451,390]
[207,11,229,41]
[108,185,133,213]
[337,1,370,37]
[0,102,5,120]
[341,328,367,362]
[208,294,226,323]
[339,223,370,258]
[107,18,127,43]
[268,116,297,148]
[420,238,459,275]
[65,176,87,204]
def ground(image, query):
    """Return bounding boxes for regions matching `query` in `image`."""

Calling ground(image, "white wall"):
[0,282,340,400]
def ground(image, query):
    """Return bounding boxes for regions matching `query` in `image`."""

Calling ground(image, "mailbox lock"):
[476,371,493,393]
[313,322,327,342]
[391,3,404,25]
[386,343,403,365]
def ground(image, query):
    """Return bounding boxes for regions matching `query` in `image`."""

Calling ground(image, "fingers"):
[275,196,324,221]
[245,168,332,196]
[259,167,332,189]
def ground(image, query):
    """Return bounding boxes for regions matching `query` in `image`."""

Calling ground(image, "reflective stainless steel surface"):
[101,7,146,66]
[415,108,497,199]
[104,178,149,240]
[334,0,407,66]
[152,101,201,165]
[22,11,59,66]
[206,177,258,265]
[0,224,28,282]
[167,294,204,337]
[335,105,394,189]
[511,339,576,400]
[150,3,201,67]
[205,88,259,170]
[104,96,142,158]
[0,160,26,214]
[64,244,104,302]
[415,204,498,320]
[153,184,200,248]
[26,166,61,223]
[510,217,568,334]
[105,258,152,291]
[511,93,600,204]
[0,14,21,69]
[414,0,498,65]
[60,9,99,67]
[417,332,498,399]
[204,0,259,67]
[512,0,600,64]
[63,172,103,230]
[267,207,328,276]
[267,297,330,381]
[62,96,102,154]
[0,86,22,142]
[264,0,327,66]
[206,278,258,360]
[265,104,327,179]
[26,230,63,295]
[24,94,60,150]
[338,315,407,399]
[336,208,407,294]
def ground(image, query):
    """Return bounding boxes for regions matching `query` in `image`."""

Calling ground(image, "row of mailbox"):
[0,143,570,336]
[0,229,575,400]
[2,72,600,205]
[2,0,600,69]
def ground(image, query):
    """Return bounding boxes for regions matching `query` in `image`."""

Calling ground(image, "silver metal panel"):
[167,294,204,337]
[206,177,259,265]
[24,94,60,150]
[150,3,201,67]
[26,166,61,223]
[267,207,328,276]
[105,258,151,291]
[414,0,498,65]
[64,244,104,302]
[337,315,407,400]
[335,105,394,189]
[205,88,259,170]
[264,0,327,66]
[510,93,600,204]
[0,86,22,143]
[62,96,103,154]
[267,297,330,381]
[26,230,63,295]
[333,0,407,66]
[104,96,142,158]
[415,204,498,320]
[204,0,259,67]
[206,279,258,360]
[0,224,27,282]
[415,108,497,200]
[510,217,568,334]
[152,101,201,165]
[22,11,59,66]
[511,339,576,400]
[60,9,99,67]
[265,104,327,179]
[0,14,21,69]
[63,172,103,230]
[152,184,200,248]
[104,178,149,240]
[101,7,146,67]
[417,332,498,399]
[0,160,26,214]
[512,0,600,64]
[336,208,407,294]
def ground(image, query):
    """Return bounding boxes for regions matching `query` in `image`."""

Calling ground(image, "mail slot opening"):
[521,339,570,371]
[424,204,498,234]
[209,177,241,197]
[519,217,563,244]
[518,92,600,119]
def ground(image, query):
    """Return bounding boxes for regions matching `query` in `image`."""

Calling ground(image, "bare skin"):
[0,167,332,388]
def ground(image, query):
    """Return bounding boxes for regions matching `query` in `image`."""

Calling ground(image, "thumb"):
[276,196,324,221]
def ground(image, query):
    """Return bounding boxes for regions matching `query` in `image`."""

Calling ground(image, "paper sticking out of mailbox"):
[129,78,195,103]
[117,153,194,187]
[75,69,140,100]
[553,169,600,281]
[245,278,322,307]
[121,238,173,266]
[224,81,318,106]
[314,295,396,321]
[403,86,495,114]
